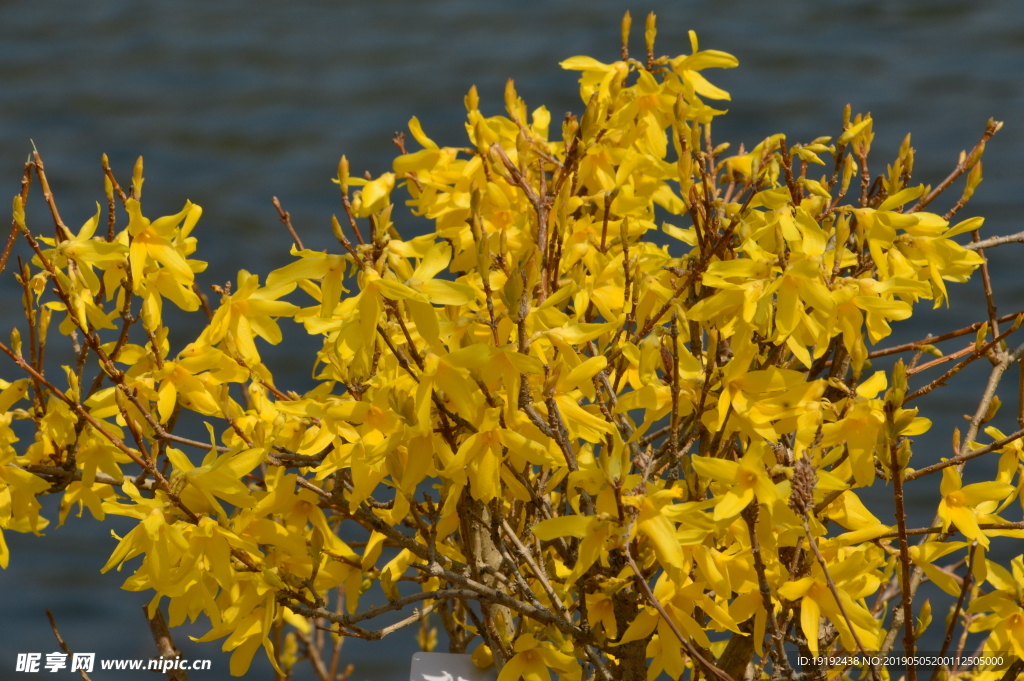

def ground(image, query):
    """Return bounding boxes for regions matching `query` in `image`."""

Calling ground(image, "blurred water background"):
[2,0,1024,678]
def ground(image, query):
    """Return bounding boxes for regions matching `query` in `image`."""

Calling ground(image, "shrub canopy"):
[1,12,1022,681]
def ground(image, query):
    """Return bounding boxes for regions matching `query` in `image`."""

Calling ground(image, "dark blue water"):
[2,0,1024,678]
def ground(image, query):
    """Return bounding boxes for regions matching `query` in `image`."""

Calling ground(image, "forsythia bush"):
[3,12,1024,681]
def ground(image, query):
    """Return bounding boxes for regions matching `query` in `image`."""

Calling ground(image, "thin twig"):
[888,430,917,681]
[965,231,1024,250]
[46,609,93,681]
[908,120,1002,214]
[272,196,305,250]
[867,310,1023,360]
[905,427,1024,481]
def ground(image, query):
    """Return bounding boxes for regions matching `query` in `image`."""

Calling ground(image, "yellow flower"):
[777,547,882,656]
[692,443,778,520]
[937,467,1013,548]
[498,634,579,681]
[201,270,300,364]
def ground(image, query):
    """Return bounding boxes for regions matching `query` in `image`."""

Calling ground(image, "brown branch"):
[868,311,1023,360]
[292,626,331,680]
[32,149,73,241]
[101,154,129,204]
[741,505,791,677]
[287,590,473,631]
[24,464,155,491]
[905,323,1020,400]
[0,341,170,493]
[908,119,1002,214]
[876,520,1024,539]
[888,433,917,681]
[965,231,1024,250]
[145,606,189,681]
[46,609,93,681]
[192,283,214,320]
[929,544,976,681]
[499,518,569,621]
[970,227,1000,336]
[0,339,264,575]
[272,196,305,250]
[779,138,802,206]
[905,427,1024,481]
[423,562,585,640]
[0,160,32,276]
[339,191,366,246]
[904,342,977,376]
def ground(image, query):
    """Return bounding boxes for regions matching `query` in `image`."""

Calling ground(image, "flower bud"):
[338,155,350,194]
[132,156,144,200]
[644,12,657,62]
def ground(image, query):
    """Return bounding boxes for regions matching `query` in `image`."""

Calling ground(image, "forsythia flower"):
[937,467,1013,548]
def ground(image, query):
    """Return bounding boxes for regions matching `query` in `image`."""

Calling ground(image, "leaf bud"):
[834,214,851,253]
[963,161,983,202]
[469,190,483,242]
[841,154,857,195]
[474,120,497,156]
[38,308,52,346]
[609,62,628,101]
[898,133,912,162]
[644,12,657,61]
[310,526,324,562]
[504,79,522,122]
[915,599,933,639]
[10,327,21,357]
[12,196,25,231]
[477,233,491,278]
[132,156,144,200]
[464,85,479,113]
[981,395,1002,424]
[542,363,562,396]
[503,270,524,322]
[261,567,287,591]
[338,156,350,194]
[975,322,988,351]
[515,133,529,168]
[561,113,578,146]
[580,93,603,144]
[331,215,348,248]
[887,359,907,408]
[673,93,688,126]
[896,438,913,469]
[966,141,986,169]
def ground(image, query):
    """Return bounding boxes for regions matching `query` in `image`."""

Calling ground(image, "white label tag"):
[410,652,497,681]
